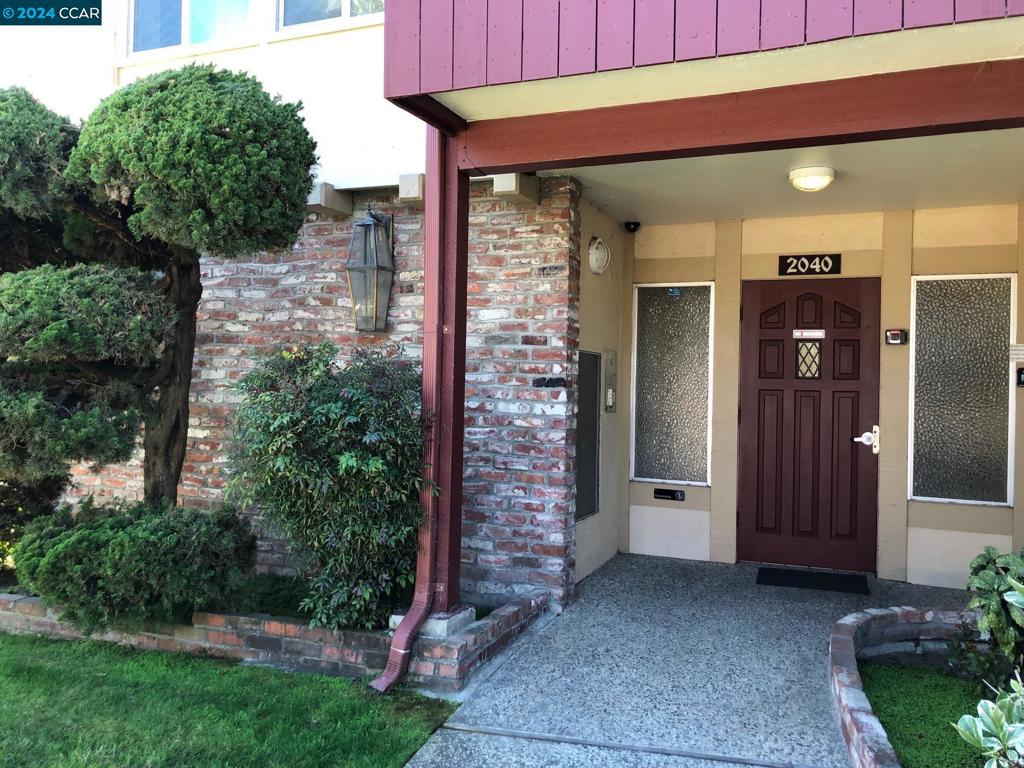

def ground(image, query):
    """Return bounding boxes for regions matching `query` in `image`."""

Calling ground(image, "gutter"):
[369,127,447,694]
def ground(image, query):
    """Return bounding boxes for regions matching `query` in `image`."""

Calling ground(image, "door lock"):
[852,425,880,455]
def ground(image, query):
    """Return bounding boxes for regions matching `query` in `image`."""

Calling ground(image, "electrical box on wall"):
[604,350,618,413]
[885,329,908,345]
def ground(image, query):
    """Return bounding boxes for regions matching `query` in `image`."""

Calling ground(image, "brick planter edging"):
[0,589,548,693]
[829,607,970,768]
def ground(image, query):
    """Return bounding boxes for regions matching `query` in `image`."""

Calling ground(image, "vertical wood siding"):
[487,0,524,84]
[598,0,636,70]
[524,0,562,79]
[453,0,488,89]
[560,0,599,75]
[386,0,1017,98]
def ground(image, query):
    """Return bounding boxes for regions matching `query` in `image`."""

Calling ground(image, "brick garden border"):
[829,607,970,768]
[0,589,548,694]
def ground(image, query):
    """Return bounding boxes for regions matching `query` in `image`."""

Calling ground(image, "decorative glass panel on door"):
[633,285,711,483]
[912,277,1012,503]
[796,341,821,379]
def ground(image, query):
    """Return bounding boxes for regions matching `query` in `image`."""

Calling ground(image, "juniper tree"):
[0,65,317,503]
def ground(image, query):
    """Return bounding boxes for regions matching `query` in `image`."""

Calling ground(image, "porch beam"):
[455,59,1024,174]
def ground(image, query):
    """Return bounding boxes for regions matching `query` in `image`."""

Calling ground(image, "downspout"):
[369,127,446,694]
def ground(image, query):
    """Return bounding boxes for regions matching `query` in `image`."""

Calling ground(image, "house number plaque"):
[778,254,842,276]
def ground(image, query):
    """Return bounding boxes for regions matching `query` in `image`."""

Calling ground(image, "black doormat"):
[756,567,870,595]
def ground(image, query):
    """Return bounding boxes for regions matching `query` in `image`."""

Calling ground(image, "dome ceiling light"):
[789,166,836,192]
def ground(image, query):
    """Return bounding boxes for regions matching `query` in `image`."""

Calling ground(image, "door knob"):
[852,425,880,455]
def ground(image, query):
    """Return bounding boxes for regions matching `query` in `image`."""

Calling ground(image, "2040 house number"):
[777,253,842,276]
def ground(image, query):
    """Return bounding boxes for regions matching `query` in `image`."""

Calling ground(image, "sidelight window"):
[910,275,1015,505]
[631,284,713,484]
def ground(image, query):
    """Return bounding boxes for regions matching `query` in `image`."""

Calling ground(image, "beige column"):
[709,220,741,563]
[1014,204,1024,551]
[877,211,913,580]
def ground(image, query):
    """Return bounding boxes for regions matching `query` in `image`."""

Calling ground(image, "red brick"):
[67,179,582,610]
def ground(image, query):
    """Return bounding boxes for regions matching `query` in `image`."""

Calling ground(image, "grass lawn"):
[860,661,981,768]
[0,633,454,768]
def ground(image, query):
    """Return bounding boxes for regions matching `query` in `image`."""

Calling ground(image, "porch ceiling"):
[540,128,1024,225]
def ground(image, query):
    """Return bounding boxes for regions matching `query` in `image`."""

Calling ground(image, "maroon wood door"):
[738,279,880,572]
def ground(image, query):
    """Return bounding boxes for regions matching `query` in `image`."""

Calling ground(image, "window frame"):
[629,281,715,487]
[907,272,1017,507]
[126,0,384,59]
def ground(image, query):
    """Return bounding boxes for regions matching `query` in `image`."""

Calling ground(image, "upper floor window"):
[133,0,255,51]
[282,0,383,27]
[132,0,383,54]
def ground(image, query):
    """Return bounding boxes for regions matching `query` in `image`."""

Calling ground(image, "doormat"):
[756,567,870,595]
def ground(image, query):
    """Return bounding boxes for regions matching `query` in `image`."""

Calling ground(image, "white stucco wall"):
[0,2,424,189]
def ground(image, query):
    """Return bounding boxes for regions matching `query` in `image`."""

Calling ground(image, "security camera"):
[624,221,641,233]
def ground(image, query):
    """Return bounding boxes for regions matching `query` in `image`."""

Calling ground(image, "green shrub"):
[229,343,424,630]
[0,475,65,572]
[13,499,254,632]
[66,64,317,258]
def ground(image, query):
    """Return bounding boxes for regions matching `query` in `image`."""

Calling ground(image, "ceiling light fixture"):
[789,166,835,192]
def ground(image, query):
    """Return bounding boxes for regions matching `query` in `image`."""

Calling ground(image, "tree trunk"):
[143,255,202,505]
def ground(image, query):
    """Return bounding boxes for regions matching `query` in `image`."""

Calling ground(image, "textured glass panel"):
[350,0,384,14]
[913,278,1011,503]
[634,286,711,482]
[134,0,181,51]
[284,0,341,25]
[189,0,249,43]
[796,341,821,379]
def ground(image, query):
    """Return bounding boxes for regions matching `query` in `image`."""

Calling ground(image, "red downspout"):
[369,127,446,694]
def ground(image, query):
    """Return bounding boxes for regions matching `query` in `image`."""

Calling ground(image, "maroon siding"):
[560,0,599,75]
[807,0,853,42]
[454,0,488,89]
[634,0,674,65]
[524,0,562,79]
[598,0,635,70]
[488,0,524,85]
[854,0,901,34]
[904,0,955,26]
[675,0,717,59]
[421,0,454,92]
[760,0,804,49]
[385,0,1019,98]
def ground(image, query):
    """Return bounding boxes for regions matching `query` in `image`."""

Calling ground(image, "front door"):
[737,278,880,572]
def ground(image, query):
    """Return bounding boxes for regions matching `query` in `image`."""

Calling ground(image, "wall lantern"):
[345,209,395,332]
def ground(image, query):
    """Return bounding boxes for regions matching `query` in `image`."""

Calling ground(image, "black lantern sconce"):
[345,209,395,332]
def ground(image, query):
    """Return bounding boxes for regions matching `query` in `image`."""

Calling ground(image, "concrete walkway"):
[408,554,968,768]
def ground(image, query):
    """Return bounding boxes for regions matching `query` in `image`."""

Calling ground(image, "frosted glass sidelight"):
[913,278,1012,503]
[634,286,711,482]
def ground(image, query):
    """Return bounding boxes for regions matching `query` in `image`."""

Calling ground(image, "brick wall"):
[0,589,549,693]
[69,177,582,607]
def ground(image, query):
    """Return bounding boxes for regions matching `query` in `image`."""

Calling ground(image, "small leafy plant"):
[229,343,425,630]
[955,672,1024,768]
[13,498,253,632]
[954,548,1024,684]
